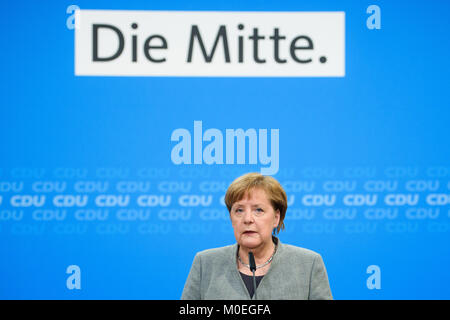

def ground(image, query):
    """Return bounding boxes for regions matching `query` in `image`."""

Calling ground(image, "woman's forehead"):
[233,188,269,205]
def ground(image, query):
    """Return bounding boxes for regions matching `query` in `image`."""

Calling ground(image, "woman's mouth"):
[243,231,257,235]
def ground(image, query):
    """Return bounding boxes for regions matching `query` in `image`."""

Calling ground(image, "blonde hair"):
[224,172,287,234]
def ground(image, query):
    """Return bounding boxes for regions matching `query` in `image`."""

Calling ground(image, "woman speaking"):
[181,172,332,300]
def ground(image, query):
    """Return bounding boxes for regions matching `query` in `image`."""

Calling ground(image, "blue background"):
[0,0,449,299]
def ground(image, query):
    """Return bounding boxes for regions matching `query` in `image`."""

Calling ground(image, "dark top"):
[239,272,264,298]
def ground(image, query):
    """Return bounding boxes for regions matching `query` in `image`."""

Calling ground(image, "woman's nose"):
[242,210,254,223]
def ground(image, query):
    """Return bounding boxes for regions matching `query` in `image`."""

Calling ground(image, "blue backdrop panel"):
[0,0,449,299]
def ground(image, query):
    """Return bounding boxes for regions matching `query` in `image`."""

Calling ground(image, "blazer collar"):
[229,236,283,267]
[228,236,284,299]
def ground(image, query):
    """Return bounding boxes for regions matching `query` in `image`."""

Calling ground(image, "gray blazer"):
[181,238,333,300]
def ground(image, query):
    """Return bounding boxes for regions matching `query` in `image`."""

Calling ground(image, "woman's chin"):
[239,236,261,249]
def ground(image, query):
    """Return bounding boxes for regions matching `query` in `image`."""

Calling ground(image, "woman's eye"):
[256,208,264,212]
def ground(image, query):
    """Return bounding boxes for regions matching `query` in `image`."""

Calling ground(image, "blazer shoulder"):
[195,244,236,265]
[280,243,322,263]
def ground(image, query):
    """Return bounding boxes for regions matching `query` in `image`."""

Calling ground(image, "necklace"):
[237,243,278,270]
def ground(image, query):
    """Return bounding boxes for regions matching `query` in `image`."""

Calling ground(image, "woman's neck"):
[238,238,276,266]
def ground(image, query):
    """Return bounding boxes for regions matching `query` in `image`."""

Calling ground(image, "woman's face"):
[230,188,280,250]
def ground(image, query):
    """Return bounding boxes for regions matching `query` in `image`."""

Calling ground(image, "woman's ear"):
[274,209,281,228]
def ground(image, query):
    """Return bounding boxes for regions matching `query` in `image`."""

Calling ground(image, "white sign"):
[75,10,345,77]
